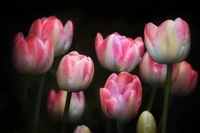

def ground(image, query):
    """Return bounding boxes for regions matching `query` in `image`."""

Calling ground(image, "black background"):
[2,1,200,133]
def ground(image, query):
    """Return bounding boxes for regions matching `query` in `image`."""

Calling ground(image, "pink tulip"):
[139,52,180,86]
[144,17,190,64]
[11,32,54,74]
[100,72,142,123]
[57,51,94,92]
[47,89,85,122]
[29,16,73,57]
[171,61,198,96]
[73,125,92,133]
[95,32,144,72]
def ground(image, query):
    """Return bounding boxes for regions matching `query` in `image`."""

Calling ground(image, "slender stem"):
[60,91,72,133]
[147,86,158,112]
[32,74,46,133]
[116,121,123,133]
[157,95,174,133]
[161,64,172,133]
[21,75,29,115]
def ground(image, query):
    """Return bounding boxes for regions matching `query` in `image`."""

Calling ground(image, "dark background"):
[2,1,200,133]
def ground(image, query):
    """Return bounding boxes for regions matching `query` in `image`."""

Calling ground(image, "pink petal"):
[12,32,24,47]
[63,20,74,37]
[130,76,142,104]
[42,18,63,40]
[107,80,119,98]
[104,73,118,88]
[112,34,122,62]
[95,33,104,51]
[174,17,190,41]
[12,35,30,73]
[82,58,94,86]
[116,72,134,86]
[122,89,133,102]
[47,89,57,110]
[29,19,42,37]
[100,88,112,112]
[144,22,158,43]
[105,97,118,116]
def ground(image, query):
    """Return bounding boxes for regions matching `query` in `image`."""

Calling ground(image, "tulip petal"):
[104,73,118,88]
[47,89,57,110]
[29,19,42,37]
[116,72,133,86]
[12,34,30,73]
[144,23,161,63]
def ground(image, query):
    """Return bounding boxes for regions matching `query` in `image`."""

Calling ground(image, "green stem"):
[147,86,158,112]
[60,91,72,133]
[116,121,123,133]
[32,74,46,133]
[161,64,172,133]
[157,95,174,133]
[21,75,29,115]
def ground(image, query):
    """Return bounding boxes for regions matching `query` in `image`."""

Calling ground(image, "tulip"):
[57,51,94,92]
[136,110,156,133]
[100,71,142,123]
[29,16,73,57]
[171,61,198,96]
[144,17,190,64]
[47,89,85,122]
[73,125,92,133]
[95,32,144,72]
[139,52,180,86]
[11,32,54,74]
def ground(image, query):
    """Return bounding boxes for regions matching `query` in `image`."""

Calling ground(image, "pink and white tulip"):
[29,16,73,57]
[139,52,180,86]
[73,125,92,133]
[171,61,198,96]
[11,32,54,74]
[95,32,144,72]
[144,17,190,64]
[57,51,94,92]
[100,72,142,123]
[47,89,85,122]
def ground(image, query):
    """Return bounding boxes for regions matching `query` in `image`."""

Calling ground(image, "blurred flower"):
[57,51,94,92]
[136,110,156,133]
[95,32,144,72]
[29,16,73,57]
[171,61,198,96]
[73,125,92,133]
[11,32,54,74]
[47,89,85,123]
[139,52,180,86]
[144,17,190,64]
[100,71,142,123]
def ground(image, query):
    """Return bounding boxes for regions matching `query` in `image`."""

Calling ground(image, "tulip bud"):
[12,32,54,74]
[136,111,156,133]
[171,61,198,96]
[29,16,73,57]
[100,71,142,123]
[95,32,144,72]
[73,125,92,133]
[57,51,94,92]
[144,17,190,64]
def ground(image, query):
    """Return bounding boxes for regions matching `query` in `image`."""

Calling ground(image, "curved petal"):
[144,23,161,63]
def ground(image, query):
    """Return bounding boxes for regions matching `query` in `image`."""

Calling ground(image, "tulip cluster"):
[11,15,198,133]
